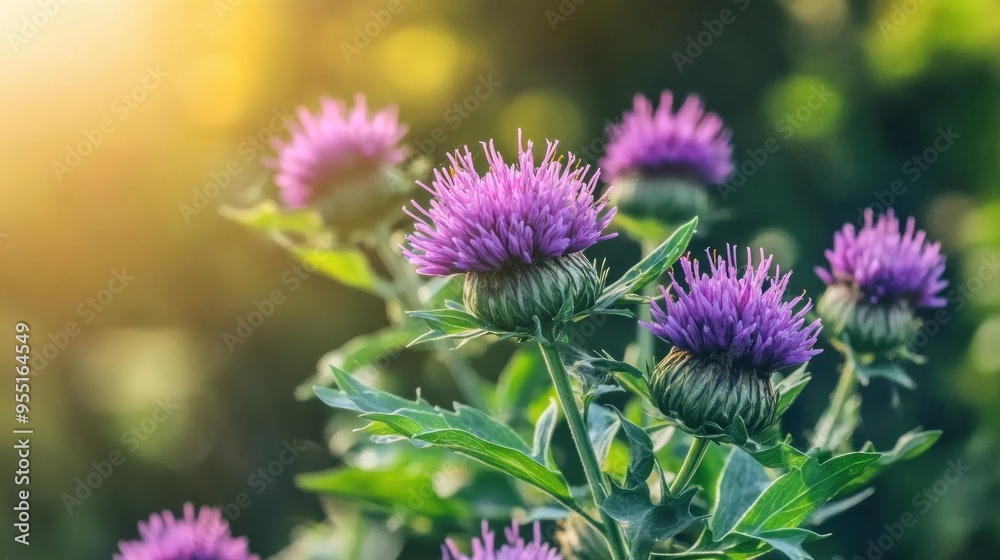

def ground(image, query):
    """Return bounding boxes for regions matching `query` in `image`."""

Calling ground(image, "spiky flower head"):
[115,503,259,560]
[601,91,734,186]
[442,520,562,560]
[404,135,615,330]
[816,209,947,354]
[642,247,821,443]
[265,95,408,224]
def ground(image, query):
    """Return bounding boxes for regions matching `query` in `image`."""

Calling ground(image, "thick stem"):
[669,437,709,495]
[812,359,858,451]
[539,342,629,560]
[371,225,491,410]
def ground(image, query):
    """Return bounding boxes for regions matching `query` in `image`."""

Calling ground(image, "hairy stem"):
[669,437,709,495]
[812,358,858,451]
[539,342,629,560]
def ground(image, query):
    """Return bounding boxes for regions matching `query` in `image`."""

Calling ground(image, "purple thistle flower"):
[265,94,408,208]
[442,520,563,560]
[601,90,734,185]
[643,246,822,373]
[816,209,947,309]
[404,134,616,277]
[115,503,259,560]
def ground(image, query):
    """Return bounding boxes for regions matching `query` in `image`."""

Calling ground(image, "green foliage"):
[315,366,571,500]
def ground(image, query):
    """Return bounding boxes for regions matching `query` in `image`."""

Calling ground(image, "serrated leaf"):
[729,527,827,560]
[855,359,916,390]
[613,407,655,489]
[316,366,570,499]
[710,448,771,538]
[727,452,879,539]
[294,246,379,293]
[838,429,941,495]
[744,440,810,470]
[533,399,559,467]
[595,217,697,309]
[602,484,699,559]
[588,404,620,466]
[407,307,490,345]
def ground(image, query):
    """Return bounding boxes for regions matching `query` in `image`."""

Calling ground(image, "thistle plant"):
[201,90,949,560]
[115,503,259,560]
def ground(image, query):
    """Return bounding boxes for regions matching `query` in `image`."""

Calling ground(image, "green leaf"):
[532,399,559,467]
[316,366,571,499]
[293,246,380,294]
[728,452,879,538]
[855,359,916,390]
[744,439,810,470]
[602,484,700,559]
[407,307,490,346]
[838,429,941,495]
[221,200,326,237]
[774,365,811,416]
[613,407,655,489]
[297,465,470,519]
[710,448,770,538]
[728,528,827,560]
[595,216,697,309]
[808,487,875,525]
[588,404,620,466]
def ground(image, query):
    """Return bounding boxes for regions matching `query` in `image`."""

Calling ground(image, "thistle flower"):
[816,209,947,354]
[642,247,821,443]
[442,520,562,560]
[265,94,408,225]
[601,91,734,223]
[115,503,259,560]
[404,135,615,330]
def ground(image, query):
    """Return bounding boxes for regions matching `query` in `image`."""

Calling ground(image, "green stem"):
[669,437,709,495]
[371,225,491,411]
[539,342,629,560]
[637,238,659,369]
[812,358,858,451]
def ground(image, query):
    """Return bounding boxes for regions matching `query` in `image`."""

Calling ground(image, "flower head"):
[601,91,733,185]
[816,209,947,309]
[404,135,615,277]
[442,520,562,560]
[644,246,822,372]
[115,503,259,560]
[266,94,407,208]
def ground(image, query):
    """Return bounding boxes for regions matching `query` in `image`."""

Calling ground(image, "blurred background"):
[2,0,999,558]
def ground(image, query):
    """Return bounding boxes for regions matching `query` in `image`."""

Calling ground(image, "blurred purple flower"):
[265,94,408,208]
[115,503,259,560]
[442,520,562,560]
[601,90,733,185]
[643,246,822,372]
[404,134,616,276]
[816,209,947,308]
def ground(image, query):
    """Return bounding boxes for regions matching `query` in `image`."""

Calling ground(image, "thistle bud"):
[608,176,710,225]
[649,348,776,443]
[816,284,917,355]
[463,253,600,331]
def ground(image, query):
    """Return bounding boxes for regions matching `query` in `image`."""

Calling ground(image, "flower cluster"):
[645,246,822,373]
[404,135,615,276]
[601,90,733,185]
[442,521,562,560]
[115,503,258,560]
[817,209,947,309]
[266,94,407,209]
